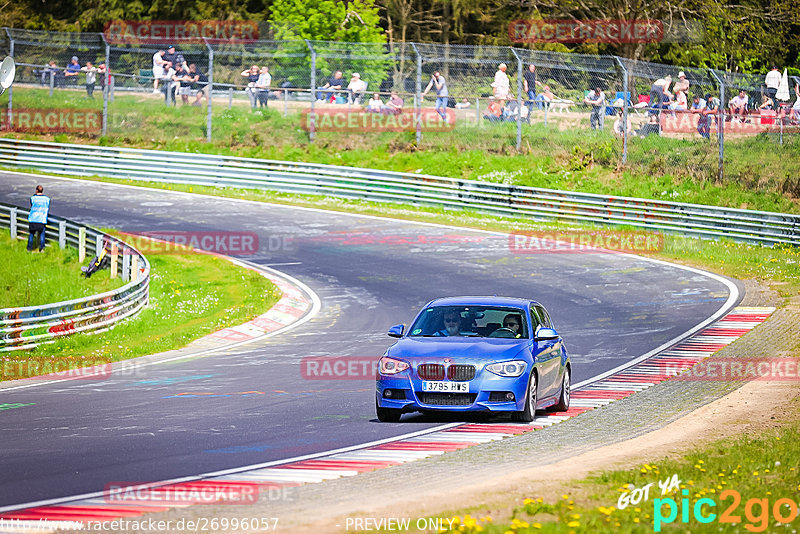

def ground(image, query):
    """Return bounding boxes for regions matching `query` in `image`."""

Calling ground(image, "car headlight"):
[379,356,410,375]
[485,360,527,377]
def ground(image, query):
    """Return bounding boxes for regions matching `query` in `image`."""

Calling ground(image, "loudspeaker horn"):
[0,56,15,96]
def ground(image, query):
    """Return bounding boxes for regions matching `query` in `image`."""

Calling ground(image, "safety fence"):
[1,28,799,181]
[0,138,797,247]
[0,199,150,351]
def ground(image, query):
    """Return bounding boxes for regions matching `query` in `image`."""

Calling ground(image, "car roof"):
[427,296,540,308]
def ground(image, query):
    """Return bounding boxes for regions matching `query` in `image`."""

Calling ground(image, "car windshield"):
[408,305,529,338]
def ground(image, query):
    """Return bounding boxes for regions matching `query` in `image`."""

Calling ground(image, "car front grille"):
[418,393,477,406]
[447,364,476,381]
[417,363,445,380]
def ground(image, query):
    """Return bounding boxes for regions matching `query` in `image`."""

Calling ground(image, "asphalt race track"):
[0,172,740,509]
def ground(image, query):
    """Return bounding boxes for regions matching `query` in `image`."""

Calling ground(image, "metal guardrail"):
[0,137,798,246]
[0,200,150,351]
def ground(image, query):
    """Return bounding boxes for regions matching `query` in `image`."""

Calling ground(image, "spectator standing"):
[347,73,367,104]
[64,56,81,84]
[698,92,719,139]
[317,70,344,102]
[584,87,606,130]
[80,62,104,98]
[764,66,781,104]
[190,64,208,107]
[491,63,510,108]
[27,185,50,252]
[648,76,671,116]
[422,71,448,121]
[792,83,800,122]
[613,109,631,137]
[176,64,195,105]
[523,64,542,113]
[383,91,403,114]
[241,65,260,109]
[255,66,272,108]
[690,95,706,112]
[366,93,383,112]
[161,62,176,105]
[152,50,167,94]
[728,90,749,122]
[163,45,177,69]
[674,71,690,94]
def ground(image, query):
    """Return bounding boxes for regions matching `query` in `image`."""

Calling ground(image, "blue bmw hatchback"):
[376,297,571,422]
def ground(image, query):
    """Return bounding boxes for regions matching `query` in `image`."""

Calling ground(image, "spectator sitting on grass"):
[671,89,688,111]
[612,109,632,137]
[759,94,774,111]
[347,73,367,104]
[534,85,554,109]
[241,65,260,109]
[455,97,471,109]
[634,114,661,137]
[483,96,503,122]
[728,90,749,122]
[64,56,81,83]
[366,93,383,112]
[317,70,344,102]
[383,91,403,115]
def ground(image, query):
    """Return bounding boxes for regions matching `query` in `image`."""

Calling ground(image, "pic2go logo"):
[654,489,799,532]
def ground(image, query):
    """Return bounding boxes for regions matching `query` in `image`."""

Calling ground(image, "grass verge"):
[1,234,281,381]
[431,395,800,533]
[0,232,124,308]
[5,86,800,214]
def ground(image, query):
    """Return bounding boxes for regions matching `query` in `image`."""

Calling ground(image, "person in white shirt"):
[584,87,606,130]
[728,90,749,122]
[255,66,272,108]
[455,98,471,109]
[366,93,383,112]
[764,66,781,104]
[347,73,367,104]
[491,63,510,108]
[152,50,166,94]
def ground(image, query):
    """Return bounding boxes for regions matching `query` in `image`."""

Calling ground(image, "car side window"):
[534,306,552,328]
[529,306,543,332]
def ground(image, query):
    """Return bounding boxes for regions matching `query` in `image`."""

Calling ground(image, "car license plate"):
[422,381,468,393]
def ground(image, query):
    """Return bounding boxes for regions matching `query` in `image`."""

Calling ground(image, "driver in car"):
[502,313,523,338]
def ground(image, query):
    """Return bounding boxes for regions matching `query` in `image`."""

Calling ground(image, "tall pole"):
[6,30,13,130]
[411,43,421,144]
[101,34,110,136]
[511,47,523,151]
[709,70,724,182]
[306,39,316,143]
[204,38,213,142]
[614,56,628,165]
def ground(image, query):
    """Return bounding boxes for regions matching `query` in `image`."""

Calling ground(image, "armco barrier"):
[0,201,150,351]
[0,138,798,246]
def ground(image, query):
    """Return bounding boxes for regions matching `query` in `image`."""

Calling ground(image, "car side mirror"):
[535,327,559,341]
[388,324,405,338]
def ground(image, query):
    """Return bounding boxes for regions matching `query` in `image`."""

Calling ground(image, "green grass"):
[429,400,800,534]
[0,233,124,307]
[1,235,281,381]
[6,85,800,214]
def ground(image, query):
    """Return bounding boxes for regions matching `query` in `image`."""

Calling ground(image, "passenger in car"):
[435,312,462,336]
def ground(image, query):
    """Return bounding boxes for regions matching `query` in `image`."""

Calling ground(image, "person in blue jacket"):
[28,185,50,252]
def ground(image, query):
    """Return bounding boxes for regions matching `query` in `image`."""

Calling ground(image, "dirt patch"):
[291,379,800,533]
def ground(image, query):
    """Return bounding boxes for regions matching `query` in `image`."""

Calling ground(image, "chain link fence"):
[1,28,798,181]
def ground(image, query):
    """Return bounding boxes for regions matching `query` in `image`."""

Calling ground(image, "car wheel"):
[512,370,537,422]
[376,400,402,423]
[550,367,570,412]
